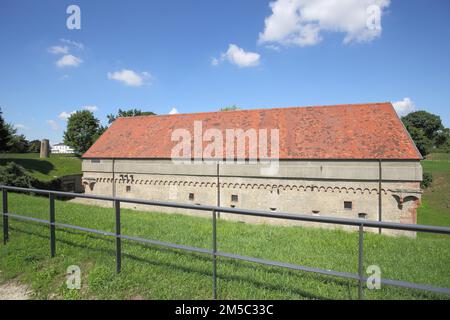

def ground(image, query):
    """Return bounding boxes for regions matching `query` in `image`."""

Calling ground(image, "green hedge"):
[421,172,433,189]
[0,162,62,190]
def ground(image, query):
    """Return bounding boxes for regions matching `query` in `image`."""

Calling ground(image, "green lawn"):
[418,159,450,233]
[0,192,449,300]
[0,153,81,181]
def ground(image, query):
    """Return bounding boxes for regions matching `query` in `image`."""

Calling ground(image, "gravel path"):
[0,280,31,300]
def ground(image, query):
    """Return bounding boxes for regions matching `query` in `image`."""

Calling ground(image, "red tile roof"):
[83,103,422,160]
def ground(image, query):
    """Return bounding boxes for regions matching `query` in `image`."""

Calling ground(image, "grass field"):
[0,153,81,181]
[0,192,449,300]
[425,153,450,160]
[0,155,449,300]
[418,160,450,233]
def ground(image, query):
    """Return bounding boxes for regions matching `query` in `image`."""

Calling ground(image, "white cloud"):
[49,39,84,68]
[83,105,98,112]
[169,107,179,115]
[14,123,29,130]
[60,39,84,50]
[107,69,152,87]
[46,120,60,130]
[258,0,390,47]
[215,44,261,68]
[211,57,220,66]
[48,46,69,54]
[393,97,415,117]
[59,106,97,120]
[56,54,83,68]
[58,111,75,120]
[265,44,281,51]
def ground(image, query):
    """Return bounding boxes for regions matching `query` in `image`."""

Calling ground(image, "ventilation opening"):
[231,195,238,202]
[91,159,100,163]
[344,201,353,210]
[126,186,131,192]
[358,213,368,219]
[189,193,195,201]
[270,207,277,212]
[312,210,320,216]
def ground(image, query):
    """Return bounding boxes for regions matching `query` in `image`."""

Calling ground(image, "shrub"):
[421,172,433,189]
[33,177,63,191]
[0,162,37,188]
[0,162,62,190]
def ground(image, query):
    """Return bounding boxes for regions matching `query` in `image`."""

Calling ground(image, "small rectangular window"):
[126,186,131,192]
[91,159,100,163]
[344,201,353,210]
[231,195,238,202]
[189,193,195,201]
[358,213,368,219]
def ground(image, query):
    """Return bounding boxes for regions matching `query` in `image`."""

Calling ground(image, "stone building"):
[82,103,423,235]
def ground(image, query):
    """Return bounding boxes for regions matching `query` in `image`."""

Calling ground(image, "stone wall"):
[82,159,422,236]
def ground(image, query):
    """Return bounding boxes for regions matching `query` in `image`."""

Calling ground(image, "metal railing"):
[1,184,450,299]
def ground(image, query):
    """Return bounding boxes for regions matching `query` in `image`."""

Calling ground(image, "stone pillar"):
[40,139,50,158]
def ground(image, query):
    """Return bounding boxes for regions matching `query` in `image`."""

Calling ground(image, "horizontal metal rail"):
[1,185,450,299]
[2,185,450,234]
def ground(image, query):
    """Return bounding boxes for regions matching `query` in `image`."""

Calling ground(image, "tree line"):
[401,111,450,156]
[0,107,156,155]
[0,109,41,153]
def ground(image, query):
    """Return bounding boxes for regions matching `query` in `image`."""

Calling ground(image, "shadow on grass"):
[6,224,353,300]
[0,158,54,175]
[5,223,441,300]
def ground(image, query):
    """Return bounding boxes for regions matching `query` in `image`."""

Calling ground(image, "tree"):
[402,111,443,141]
[28,140,41,153]
[406,126,433,156]
[7,133,30,153]
[402,111,449,156]
[434,128,450,152]
[64,110,102,155]
[219,105,240,112]
[107,108,156,124]
[0,108,12,152]
[3,123,29,153]
[93,125,108,142]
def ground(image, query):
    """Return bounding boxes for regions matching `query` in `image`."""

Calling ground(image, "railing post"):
[358,223,364,300]
[2,189,8,244]
[212,209,217,300]
[49,193,56,257]
[115,200,121,273]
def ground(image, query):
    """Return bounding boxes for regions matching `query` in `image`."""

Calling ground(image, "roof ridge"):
[116,102,392,121]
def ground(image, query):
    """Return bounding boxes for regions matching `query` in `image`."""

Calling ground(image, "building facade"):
[51,143,75,154]
[82,103,423,236]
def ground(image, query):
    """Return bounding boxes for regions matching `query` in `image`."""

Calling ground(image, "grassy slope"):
[425,153,450,161]
[418,160,450,231]
[0,153,81,181]
[0,193,449,300]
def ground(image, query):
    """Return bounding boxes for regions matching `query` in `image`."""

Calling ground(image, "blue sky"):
[1,0,450,144]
